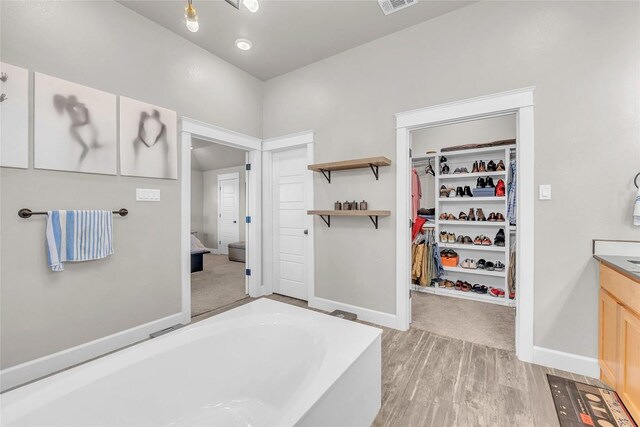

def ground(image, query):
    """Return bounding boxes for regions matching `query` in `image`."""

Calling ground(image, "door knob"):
[303,229,308,235]
[233,221,237,223]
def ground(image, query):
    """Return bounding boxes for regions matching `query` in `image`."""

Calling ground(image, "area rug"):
[547,374,637,427]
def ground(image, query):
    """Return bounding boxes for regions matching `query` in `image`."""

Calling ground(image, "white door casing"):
[272,147,308,300]
[217,173,240,255]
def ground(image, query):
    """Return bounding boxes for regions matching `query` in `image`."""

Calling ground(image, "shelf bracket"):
[319,169,331,183]
[368,215,379,229]
[319,215,331,228]
[369,163,379,180]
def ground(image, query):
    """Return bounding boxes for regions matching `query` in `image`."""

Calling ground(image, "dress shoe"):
[496,160,505,171]
[440,185,449,198]
[477,177,486,188]
[495,213,505,222]
[478,161,486,172]
[472,161,479,173]
[495,179,505,197]
[463,186,473,197]
[441,164,450,174]
[487,212,497,222]
[456,186,464,197]
[458,211,468,221]
[486,177,495,188]
[476,208,486,221]
[467,208,476,221]
[487,160,496,172]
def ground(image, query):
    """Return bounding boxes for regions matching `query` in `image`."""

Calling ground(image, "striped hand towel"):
[46,210,114,271]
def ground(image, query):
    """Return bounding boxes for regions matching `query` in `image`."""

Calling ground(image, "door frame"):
[262,131,315,301]
[216,172,240,256]
[394,87,536,363]
[180,117,263,322]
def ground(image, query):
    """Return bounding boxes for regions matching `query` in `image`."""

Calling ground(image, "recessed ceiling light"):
[235,38,252,51]
[242,0,259,13]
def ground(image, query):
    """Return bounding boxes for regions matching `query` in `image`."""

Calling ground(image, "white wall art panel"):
[0,62,29,168]
[34,72,117,175]
[119,96,177,179]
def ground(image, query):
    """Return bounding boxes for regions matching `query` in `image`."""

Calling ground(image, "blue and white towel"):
[46,210,114,271]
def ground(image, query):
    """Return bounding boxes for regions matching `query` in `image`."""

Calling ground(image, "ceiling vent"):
[378,0,417,15]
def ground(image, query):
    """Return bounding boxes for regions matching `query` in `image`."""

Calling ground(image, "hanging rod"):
[18,208,128,219]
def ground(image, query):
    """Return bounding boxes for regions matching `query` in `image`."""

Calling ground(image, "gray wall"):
[202,165,247,249]
[263,1,640,359]
[0,0,262,368]
[191,170,204,237]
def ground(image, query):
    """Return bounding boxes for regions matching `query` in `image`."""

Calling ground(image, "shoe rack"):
[411,144,516,307]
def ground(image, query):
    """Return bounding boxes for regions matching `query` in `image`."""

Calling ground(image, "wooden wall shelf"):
[307,210,391,229]
[308,156,391,182]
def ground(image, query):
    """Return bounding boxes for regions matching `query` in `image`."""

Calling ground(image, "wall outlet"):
[539,185,551,200]
[136,188,161,202]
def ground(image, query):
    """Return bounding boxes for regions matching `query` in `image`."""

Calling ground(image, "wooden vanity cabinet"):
[598,263,640,422]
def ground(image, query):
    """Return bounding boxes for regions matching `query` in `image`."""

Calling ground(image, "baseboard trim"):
[0,313,184,392]
[309,296,399,329]
[533,345,600,379]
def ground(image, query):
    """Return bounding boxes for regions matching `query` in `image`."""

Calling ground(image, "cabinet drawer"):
[600,264,640,316]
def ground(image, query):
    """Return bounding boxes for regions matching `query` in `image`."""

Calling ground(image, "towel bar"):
[18,208,128,218]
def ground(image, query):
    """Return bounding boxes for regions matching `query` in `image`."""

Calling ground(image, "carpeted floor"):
[411,291,516,351]
[191,254,246,317]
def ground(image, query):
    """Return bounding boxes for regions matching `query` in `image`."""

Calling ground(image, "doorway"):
[395,87,535,363]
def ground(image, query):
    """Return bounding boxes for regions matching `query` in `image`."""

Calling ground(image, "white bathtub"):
[1,299,382,427]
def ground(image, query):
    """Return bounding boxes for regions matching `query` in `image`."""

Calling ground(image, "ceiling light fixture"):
[242,0,259,13]
[235,38,252,51]
[184,0,199,33]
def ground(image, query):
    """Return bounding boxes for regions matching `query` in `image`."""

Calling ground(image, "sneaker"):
[439,231,448,243]
[494,261,505,271]
[489,287,505,298]
[448,233,456,243]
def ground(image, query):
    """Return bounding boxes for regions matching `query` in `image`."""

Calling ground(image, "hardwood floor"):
[194,294,606,427]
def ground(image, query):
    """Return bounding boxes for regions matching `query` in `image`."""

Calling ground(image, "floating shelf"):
[308,156,391,183]
[307,209,391,229]
[438,220,507,227]
[438,197,505,202]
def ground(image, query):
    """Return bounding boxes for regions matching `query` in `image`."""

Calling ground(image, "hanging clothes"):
[507,159,517,226]
[411,168,421,220]
[508,239,516,298]
[411,228,442,287]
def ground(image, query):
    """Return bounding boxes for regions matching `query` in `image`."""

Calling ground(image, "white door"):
[272,148,308,300]
[218,174,240,255]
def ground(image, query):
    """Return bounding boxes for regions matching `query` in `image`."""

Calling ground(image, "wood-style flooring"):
[193,294,606,427]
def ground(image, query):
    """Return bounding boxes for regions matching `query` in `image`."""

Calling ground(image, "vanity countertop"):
[594,255,640,281]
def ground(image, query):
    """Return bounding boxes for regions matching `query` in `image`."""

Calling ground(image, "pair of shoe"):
[441,248,458,258]
[464,208,486,221]
[455,280,472,292]
[473,235,492,246]
[456,235,474,245]
[494,229,505,246]
[441,280,455,288]
[489,287,505,298]
[439,212,457,221]
[461,259,477,269]
[471,161,487,173]
[453,186,473,197]
[487,212,505,222]
[471,284,489,294]
[476,177,495,188]
[439,231,456,243]
[439,185,459,198]
[453,167,469,174]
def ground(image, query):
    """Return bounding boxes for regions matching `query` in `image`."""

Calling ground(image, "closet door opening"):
[408,115,518,352]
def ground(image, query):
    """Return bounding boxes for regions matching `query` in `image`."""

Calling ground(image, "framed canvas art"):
[119,96,177,179]
[0,62,29,169]
[34,72,117,175]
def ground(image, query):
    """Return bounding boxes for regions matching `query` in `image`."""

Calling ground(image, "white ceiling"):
[191,138,246,171]
[117,0,473,80]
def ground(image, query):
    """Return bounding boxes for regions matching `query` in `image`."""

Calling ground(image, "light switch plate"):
[136,188,161,202]
[539,185,551,200]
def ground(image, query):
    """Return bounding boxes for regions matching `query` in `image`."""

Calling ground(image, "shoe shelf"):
[439,243,505,252]
[419,143,516,307]
[439,171,506,180]
[438,220,507,227]
[307,210,391,229]
[438,197,505,202]
[308,156,391,183]
[443,266,506,277]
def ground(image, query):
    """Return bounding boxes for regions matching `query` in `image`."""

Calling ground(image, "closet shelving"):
[412,144,516,307]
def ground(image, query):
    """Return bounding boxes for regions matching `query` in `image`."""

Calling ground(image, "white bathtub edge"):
[0,312,185,393]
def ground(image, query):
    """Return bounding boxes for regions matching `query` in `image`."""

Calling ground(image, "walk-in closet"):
[409,115,518,351]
